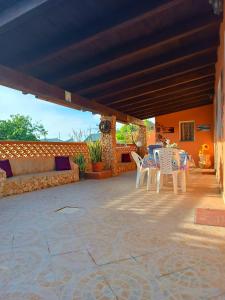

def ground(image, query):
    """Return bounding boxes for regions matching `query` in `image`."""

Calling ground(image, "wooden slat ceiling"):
[0,0,221,119]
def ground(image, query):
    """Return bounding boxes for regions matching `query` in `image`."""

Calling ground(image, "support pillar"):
[100,115,118,176]
[137,125,147,157]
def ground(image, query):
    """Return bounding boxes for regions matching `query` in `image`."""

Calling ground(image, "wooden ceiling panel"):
[77,53,216,97]
[37,16,219,85]
[123,88,213,114]
[117,79,214,110]
[98,65,215,106]
[136,98,212,119]
[0,0,220,120]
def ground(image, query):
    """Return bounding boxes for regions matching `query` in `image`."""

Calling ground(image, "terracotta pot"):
[92,162,104,172]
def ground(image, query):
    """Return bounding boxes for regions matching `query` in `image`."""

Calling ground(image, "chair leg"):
[156,171,160,193]
[136,172,140,188]
[152,169,156,185]
[140,172,145,186]
[181,171,186,192]
[160,174,164,188]
[147,169,151,191]
[185,169,189,183]
[172,172,178,194]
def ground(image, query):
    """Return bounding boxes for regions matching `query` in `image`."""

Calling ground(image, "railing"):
[0,140,137,174]
[0,140,89,159]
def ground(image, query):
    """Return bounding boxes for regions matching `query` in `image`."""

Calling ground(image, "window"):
[179,121,195,142]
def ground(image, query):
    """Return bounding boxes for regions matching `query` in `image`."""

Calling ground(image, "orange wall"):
[147,130,156,145]
[156,104,214,165]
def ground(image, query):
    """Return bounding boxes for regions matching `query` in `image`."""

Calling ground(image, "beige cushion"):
[9,157,56,176]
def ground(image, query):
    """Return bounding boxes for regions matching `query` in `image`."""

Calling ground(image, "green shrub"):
[73,153,86,171]
[88,141,102,163]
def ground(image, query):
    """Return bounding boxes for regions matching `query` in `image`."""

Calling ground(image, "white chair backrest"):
[156,148,180,174]
[131,151,143,170]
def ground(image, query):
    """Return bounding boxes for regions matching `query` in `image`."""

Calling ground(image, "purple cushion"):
[0,159,13,178]
[55,156,71,171]
[121,153,131,163]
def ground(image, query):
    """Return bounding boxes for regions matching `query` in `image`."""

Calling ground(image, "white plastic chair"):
[154,148,186,194]
[131,151,150,190]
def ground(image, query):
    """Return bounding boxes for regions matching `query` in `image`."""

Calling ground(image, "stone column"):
[137,125,147,157]
[100,115,118,176]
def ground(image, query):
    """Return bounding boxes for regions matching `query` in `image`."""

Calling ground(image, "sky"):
[0,85,154,140]
[0,85,102,140]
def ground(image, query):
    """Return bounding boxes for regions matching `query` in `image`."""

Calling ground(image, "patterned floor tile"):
[47,236,84,255]
[99,259,163,300]
[59,269,116,300]
[0,283,60,300]
[157,267,224,300]
[0,251,14,290]
[86,234,131,265]
[0,171,225,299]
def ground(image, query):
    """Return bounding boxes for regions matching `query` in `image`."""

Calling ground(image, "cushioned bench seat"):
[0,157,79,197]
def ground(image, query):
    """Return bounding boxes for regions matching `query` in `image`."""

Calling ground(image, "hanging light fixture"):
[209,0,223,15]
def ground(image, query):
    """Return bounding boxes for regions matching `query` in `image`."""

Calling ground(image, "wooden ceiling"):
[0,0,221,120]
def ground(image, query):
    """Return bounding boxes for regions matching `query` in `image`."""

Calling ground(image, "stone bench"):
[0,157,79,197]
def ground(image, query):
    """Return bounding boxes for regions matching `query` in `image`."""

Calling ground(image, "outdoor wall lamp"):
[209,0,223,15]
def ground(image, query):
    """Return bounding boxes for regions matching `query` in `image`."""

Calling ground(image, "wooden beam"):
[136,98,212,119]
[67,41,217,93]
[19,0,185,70]
[78,54,216,97]
[137,101,212,119]
[124,88,213,114]
[45,17,219,84]
[137,100,212,119]
[99,65,215,106]
[87,47,216,103]
[130,94,211,115]
[118,79,214,109]
[93,61,215,103]
[0,64,143,126]
[0,0,49,32]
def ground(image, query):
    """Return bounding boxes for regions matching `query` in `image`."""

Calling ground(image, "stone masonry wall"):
[100,116,118,176]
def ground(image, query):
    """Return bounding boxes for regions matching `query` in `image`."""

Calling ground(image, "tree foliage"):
[116,119,154,144]
[0,114,48,141]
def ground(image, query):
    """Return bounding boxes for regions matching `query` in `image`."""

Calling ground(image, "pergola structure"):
[0,0,221,124]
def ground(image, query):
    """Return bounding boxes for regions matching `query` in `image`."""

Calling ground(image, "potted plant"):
[73,153,86,179]
[88,141,104,172]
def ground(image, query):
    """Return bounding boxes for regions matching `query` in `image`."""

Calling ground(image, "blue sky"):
[0,85,102,140]
[0,85,154,140]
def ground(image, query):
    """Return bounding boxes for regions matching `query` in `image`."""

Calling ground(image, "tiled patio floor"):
[1,170,225,300]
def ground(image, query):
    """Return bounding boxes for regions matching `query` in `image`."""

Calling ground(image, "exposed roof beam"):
[19,0,185,70]
[117,79,214,109]
[0,64,143,126]
[136,98,212,119]
[44,16,219,84]
[0,0,49,32]
[94,60,215,103]
[99,65,215,105]
[67,41,217,93]
[78,54,216,97]
[124,88,213,114]
[129,93,211,115]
